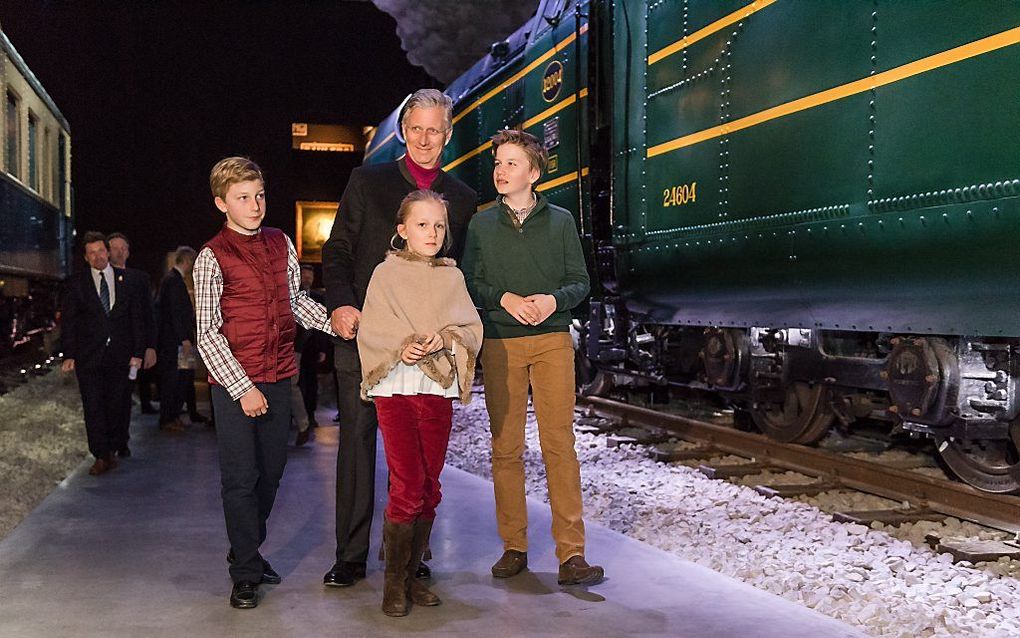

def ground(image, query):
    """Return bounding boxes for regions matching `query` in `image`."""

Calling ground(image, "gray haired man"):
[321,88,477,587]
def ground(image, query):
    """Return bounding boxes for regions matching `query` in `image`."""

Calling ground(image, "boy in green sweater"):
[462,129,603,586]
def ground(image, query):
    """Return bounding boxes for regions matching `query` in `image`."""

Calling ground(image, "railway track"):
[576,395,1020,550]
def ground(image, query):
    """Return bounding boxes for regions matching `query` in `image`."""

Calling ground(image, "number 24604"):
[662,182,697,207]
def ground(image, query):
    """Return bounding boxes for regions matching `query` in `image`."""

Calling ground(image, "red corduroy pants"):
[374,394,454,524]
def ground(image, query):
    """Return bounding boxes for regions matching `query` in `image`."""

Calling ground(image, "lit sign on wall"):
[291,123,366,153]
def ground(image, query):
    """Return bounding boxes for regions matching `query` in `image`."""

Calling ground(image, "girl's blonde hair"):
[391,189,451,254]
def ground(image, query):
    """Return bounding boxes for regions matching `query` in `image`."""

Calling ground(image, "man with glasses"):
[321,88,476,588]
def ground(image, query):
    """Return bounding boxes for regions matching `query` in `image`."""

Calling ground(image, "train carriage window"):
[28,112,38,191]
[44,128,51,200]
[58,133,67,214]
[5,90,19,179]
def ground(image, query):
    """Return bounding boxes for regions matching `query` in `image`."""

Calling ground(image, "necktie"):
[99,272,110,314]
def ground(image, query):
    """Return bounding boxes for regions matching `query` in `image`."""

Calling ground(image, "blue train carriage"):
[363,0,590,219]
[0,27,73,357]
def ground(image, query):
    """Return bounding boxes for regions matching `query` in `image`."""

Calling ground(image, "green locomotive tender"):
[363,0,1020,494]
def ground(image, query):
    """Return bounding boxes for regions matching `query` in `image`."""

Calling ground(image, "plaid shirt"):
[194,232,336,401]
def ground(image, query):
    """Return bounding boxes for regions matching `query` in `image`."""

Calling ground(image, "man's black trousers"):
[333,340,378,564]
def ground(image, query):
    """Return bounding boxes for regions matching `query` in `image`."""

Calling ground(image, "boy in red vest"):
[195,157,336,609]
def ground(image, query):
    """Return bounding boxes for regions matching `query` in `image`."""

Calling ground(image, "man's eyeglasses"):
[406,125,448,138]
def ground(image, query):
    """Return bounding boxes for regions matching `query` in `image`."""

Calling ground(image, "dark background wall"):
[0,1,436,281]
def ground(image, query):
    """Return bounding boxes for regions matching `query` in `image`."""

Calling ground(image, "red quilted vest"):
[204,225,297,385]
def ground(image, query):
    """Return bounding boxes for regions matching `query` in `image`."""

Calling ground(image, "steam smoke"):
[371,0,541,84]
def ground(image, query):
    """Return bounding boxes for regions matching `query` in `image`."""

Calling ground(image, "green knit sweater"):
[461,193,590,339]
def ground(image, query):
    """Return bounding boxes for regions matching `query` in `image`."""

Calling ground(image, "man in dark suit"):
[293,265,328,446]
[61,232,145,476]
[156,246,199,432]
[321,88,477,587]
[108,232,158,456]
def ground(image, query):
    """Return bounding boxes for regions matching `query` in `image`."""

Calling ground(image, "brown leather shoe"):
[106,453,119,470]
[491,550,528,578]
[88,457,110,476]
[557,556,604,586]
[295,429,310,446]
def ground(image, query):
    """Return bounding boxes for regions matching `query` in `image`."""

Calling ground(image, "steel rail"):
[577,395,1020,534]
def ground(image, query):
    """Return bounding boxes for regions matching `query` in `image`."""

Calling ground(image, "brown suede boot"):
[382,519,415,617]
[407,518,441,606]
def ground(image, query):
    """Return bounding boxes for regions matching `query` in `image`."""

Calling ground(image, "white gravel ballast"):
[446,396,1020,638]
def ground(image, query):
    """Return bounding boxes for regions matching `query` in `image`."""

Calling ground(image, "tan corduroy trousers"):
[481,332,585,563]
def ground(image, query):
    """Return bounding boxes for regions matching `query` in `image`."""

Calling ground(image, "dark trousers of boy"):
[77,357,131,461]
[481,332,586,564]
[212,379,291,583]
[333,340,378,565]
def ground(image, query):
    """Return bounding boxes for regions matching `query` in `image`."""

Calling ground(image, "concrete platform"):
[0,407,867,638]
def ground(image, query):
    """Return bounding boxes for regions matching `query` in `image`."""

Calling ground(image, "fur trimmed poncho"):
[357,250,482,403]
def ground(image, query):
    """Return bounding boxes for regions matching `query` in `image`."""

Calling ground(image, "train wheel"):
[573,325,613,397]
[751,382,835,444]
[936,427,1020,494]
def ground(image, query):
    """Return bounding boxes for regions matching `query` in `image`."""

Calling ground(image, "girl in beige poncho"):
[357,189,482,617]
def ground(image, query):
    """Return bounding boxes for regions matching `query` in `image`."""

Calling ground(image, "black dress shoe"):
[323,561,366,587]
[226,550,281,585]
[117,447,131,458]
[229,581,259,609]
[415,561,432,580]
[353,562,367,579]
[260,560,281,585]
[140,405,158,415]
[189,413,209,424]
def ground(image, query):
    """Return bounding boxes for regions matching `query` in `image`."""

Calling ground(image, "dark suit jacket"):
[321,159,477,314]
[62,266,145,368]
[124,266,157,350]
[156,267,195,353]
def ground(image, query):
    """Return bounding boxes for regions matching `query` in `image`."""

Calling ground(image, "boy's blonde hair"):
[490,129,547,176]
[210,157,264,200]
[393,189,451,255]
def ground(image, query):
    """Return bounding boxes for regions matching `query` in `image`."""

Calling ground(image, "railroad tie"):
[831,507,945,527]
[754,479,843,498]
[698,461,781,479]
